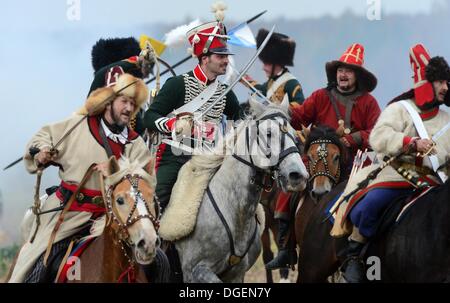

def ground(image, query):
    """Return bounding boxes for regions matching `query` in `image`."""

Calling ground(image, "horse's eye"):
[116,197,125,205]
[333,154,340,162]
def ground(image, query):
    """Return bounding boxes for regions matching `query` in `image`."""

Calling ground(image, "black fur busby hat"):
[426,56,450,106]
[91,37,141,73]
[256,28,296,66]
[425,56,450,83]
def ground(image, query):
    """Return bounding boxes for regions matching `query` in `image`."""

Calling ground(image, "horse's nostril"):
[137,239,146,249]
[289,172,302,181]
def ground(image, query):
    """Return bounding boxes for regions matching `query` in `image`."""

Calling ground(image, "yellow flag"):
[139,35,166,56]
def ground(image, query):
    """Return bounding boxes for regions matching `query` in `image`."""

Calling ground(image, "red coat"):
[291,88,381,154]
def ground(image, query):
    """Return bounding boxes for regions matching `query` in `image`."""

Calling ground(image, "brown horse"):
[68,157,161,283]
[294,126,349,282]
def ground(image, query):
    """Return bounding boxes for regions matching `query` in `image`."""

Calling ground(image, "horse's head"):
[102,157,160,265]
[304,125,345,200]
[237,95,308,192]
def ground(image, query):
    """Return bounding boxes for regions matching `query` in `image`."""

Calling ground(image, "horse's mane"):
[103,157,156,189]
[304,125,349,175]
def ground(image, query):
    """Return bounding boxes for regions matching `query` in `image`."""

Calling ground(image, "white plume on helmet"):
[211,1,227,21]
[164,19,202,48]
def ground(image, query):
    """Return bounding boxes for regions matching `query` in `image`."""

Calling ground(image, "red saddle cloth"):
[395,185,436,223]
[56,237,95,283]
[56,237,138,283]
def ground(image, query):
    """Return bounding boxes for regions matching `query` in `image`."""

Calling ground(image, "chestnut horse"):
[68,157,161,283]
[294,126,349,282]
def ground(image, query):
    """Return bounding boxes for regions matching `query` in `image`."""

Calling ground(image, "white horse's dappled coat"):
[173,97,309,282]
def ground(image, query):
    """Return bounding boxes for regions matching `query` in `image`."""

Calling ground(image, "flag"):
[139,35,167,56]
[227,23,256,48]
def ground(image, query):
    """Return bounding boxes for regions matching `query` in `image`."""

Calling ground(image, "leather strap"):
[326,89,343,122]
[43,164,97,266]
[206,187,258,276]
[54,238,75,282]
[266,72,296,100]
[344,98,355,131]
[327,89,356,134]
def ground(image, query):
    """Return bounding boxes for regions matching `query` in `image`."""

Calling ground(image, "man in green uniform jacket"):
[143,18,242,211]
[243,28,305,106]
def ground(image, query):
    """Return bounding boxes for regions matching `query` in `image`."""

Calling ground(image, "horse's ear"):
[105,156,120,176]
[279,93,289,115]
[144,158,155,176]
[248,94,266,117]
[296,130,306,144]
[301,124,310,139]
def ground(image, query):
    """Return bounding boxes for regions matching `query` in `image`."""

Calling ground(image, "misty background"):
[1,0,449,245]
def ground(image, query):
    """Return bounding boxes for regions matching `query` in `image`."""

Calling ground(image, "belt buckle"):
[91,196,104,206]
[76,192,85,202]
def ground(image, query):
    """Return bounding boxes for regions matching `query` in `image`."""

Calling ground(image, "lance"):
[145,10,267,85]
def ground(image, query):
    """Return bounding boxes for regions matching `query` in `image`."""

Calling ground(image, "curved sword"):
[145,10,268,85]
[194,25,276,122]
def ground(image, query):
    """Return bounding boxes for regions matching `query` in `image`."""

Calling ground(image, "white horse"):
[175,97,309,282]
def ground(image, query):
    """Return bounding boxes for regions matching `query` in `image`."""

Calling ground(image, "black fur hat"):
[426,56,450,107]
[256,29,296,66]
[91,37,141,73]
[425,56,450,82]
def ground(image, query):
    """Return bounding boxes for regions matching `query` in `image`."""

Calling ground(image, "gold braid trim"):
[129,117,137,130]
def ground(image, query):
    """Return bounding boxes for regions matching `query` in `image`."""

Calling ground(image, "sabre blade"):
[195,25,276,121]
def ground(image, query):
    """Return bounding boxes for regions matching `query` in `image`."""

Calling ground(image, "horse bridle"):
[105,174,160,244]
[232,112,301,192]
[207,112,300,275]
[308,139,341,185]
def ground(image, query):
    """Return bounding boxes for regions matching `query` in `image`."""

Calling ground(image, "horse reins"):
[104,173,160,282]
[308,139,341,185]
[209,112,300,275]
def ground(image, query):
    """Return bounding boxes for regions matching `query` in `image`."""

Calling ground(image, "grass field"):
[244,251,297,283]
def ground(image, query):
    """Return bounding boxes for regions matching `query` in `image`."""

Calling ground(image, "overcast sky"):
[1,0,445,31]
[1,0,448,243]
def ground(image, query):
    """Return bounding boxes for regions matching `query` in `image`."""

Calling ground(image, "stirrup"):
[341,256,365,283]
[265,250,295,270]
